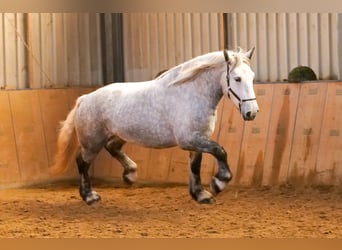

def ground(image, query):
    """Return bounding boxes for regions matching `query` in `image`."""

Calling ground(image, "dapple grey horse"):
[50,48,259,205]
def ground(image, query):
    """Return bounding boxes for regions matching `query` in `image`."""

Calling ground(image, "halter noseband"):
[223,50,256,109]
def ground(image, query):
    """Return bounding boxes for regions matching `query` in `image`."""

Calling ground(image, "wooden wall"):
[0,82,341,188]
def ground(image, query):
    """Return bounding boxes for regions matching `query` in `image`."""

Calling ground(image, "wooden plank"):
[146,148,172,182]
[0,14,5,89]
[167,148,189,184]
[236,84,274,186]
[263,83,300,186]
[288,83,327,185]
[10,90,49,183]
[38,89,70,167]
[316,82,342,185]
[0,91,21,185]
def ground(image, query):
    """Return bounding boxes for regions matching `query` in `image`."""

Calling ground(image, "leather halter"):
[223,50,256,109]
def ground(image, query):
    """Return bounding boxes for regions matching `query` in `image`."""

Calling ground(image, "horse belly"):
[108,110,176,148]
[116,124,176,148]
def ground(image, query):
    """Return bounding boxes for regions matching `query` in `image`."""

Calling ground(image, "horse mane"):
[158,49,251,86]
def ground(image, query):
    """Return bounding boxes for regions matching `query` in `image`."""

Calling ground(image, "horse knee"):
[213,145,227,161]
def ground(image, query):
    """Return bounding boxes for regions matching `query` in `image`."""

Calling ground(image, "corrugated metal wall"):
[0,14,27,89]
[0,13,104,89]
[1,13,341,86]
[227,13,341,82]
[122,13,224,81]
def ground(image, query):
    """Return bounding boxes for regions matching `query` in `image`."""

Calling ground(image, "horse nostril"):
[246,111,252,118]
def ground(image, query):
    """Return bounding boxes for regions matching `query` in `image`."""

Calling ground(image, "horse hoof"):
[123,171,137,185]
[197,190,215,204]
[198,197,216,204]
[210,177,227,196]
[85,191,101,205]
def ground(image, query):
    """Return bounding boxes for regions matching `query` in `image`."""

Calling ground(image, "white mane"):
[156,49,251,85]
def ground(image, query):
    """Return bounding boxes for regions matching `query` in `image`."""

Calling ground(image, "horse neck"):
[196,66,225,109]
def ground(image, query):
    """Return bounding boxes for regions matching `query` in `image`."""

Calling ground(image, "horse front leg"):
[207,143,233,196]
[184,134,233,203]
[189,151,215,204]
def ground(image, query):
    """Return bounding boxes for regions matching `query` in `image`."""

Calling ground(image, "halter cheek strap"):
[223,50,257,108]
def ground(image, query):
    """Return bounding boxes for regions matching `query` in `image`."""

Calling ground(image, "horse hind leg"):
[77,148,101,205]
[105,136,138,184]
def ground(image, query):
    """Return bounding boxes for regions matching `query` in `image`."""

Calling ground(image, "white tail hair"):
[49,100,81,175]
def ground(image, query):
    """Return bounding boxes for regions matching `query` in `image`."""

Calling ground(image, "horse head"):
[222,47,259,121]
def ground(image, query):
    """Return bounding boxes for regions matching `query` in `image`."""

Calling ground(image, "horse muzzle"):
[241,101,259,121]
[242,110,258,121]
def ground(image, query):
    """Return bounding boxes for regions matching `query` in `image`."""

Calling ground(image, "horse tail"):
[49,98,81,175]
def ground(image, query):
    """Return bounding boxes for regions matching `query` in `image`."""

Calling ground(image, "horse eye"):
[234,77,241,82]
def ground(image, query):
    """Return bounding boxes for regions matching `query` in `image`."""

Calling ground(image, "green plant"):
[287,66,317,83]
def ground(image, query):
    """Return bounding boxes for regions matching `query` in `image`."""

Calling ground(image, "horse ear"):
[245,47,255,59]
[223,49,229,63]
